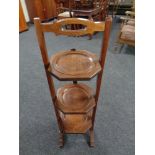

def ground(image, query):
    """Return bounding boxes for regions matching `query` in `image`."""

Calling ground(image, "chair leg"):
[59,131,64,148]
[89,128,95,147]
[113,42,119,53]
[88,16,93,40]
[88,34,92,40]
[119,44,124,53]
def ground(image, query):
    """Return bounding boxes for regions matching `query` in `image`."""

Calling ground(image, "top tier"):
[48,49,101,81]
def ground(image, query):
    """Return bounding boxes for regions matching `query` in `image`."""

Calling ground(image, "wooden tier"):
[49,49,101,80]
[56,83,96,114]
[60,113,92,134]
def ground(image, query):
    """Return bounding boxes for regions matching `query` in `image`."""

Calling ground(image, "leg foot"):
[59,132,64,148]
[89,128,95,147]
[119,44,124,53]
[88,34,92,40]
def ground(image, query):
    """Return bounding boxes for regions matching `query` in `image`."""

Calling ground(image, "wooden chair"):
[55,0,109,21]
[75,0,94,9]
[115,10,135,52]
[55,0,109,39]
[71,0,109,21]
[34,17,112,147]
[55,0,75,19]
[72,0,109,39]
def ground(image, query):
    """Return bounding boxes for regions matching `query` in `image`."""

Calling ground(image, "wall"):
[20,0,30,22]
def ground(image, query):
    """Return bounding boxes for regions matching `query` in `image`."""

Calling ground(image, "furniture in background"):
[73,0,109,21]
[19,0,28,32]
[115,10,135,52]
[34,17,112,147]
[109,0,121,17]
[56,0,109,21]
[55,0,109,39]
[109,0,134,17]
[75,0,94,9]
[55,0,74,19]
[25,0,57,22]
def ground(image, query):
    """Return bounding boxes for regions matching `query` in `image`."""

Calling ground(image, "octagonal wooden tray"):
[60,113,92,134]
[49,49,101,80]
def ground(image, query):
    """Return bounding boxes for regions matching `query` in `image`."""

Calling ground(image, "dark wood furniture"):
[109,0,134,17]
[34,17,112,147]
[25,0,57,22]
[56,0,109,20]
[55,0,109,39]
[19,1,28,32]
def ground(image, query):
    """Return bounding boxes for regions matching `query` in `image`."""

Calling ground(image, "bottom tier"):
[60,113,92,134]
[56,83,95,134]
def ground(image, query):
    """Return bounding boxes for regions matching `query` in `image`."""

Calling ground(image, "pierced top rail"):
[34,18,105,36]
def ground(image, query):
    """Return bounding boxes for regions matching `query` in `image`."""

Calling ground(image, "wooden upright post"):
[90,17,112,147]
[34,18,64,147]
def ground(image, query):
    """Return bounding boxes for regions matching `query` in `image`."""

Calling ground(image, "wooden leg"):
[89,128,95,147]
[89,34,92,40]
[88,16,93,40]
[73,80,77,84]
[59,131,64,148]
[119,44,124,53]
[113,42,119,53]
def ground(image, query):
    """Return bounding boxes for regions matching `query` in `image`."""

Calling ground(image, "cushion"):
[120,25,135,41]
[58,11,74,17]
[127,19,135,26]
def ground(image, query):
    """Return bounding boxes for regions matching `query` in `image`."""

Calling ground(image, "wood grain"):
[60,113,92,133]
[34,16,112,147]
[56,83,95,114]
[43,0,57,19]
[40,18,105,36]
[34,18,64,136]
[49,49,101,80]
[92,16,112,128]
[19,0,28,32]
[25,0,57,22]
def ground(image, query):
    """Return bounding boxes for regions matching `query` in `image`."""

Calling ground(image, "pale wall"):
[20,0,30,22]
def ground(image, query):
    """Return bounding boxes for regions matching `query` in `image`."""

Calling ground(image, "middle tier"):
[56,83,96,114]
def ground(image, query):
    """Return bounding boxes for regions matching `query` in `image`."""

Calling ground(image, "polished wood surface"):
[25,0,45,21]
[61,113,92,133]
[19,1,28,32]
[34,17,112,147]
[34,18,64,141]
[49,49,101,80]
[41,17,105,36]
[57,83,95,114]
[92,16,112,132]
[43,0,57,19]
[25,0,56,22]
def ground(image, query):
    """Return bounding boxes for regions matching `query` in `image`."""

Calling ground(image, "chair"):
[34,17,112,147]
[55,0,109,21]
[55,0,75,19]
[75,0,94,9]
[72,0,109,21]
[115,10,135,52]
[55,0,109,39]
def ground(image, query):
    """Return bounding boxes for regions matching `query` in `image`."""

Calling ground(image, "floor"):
[19,17,135,155]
